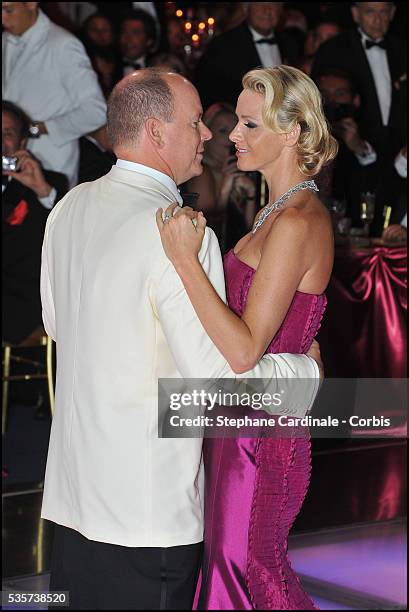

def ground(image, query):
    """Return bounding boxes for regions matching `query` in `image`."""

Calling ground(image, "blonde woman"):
[157,66,337,610]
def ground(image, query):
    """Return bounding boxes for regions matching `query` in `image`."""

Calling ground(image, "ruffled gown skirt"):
[197,434,317,610]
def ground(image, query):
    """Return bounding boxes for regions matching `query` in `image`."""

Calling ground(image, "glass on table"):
[324,197,347,234]
[360,192,375,236]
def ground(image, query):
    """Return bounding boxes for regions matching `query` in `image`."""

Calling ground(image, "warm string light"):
[175,8,216,50]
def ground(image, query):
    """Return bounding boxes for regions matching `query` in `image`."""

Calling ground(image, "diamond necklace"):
[252,179,319,234]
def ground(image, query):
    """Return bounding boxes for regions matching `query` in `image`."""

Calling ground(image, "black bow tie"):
[123,60,141,69]
[256,37,277,46]
[365,39,387,50]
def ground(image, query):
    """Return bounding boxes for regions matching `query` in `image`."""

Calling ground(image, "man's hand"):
[334,117,366,154]
[382,224,407,243]
[307,339,324,381]
[219,155,246,208]
[2,150,52,198]
[36,121,48,135]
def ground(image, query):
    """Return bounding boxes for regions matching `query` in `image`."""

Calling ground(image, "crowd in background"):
[2,1,407,347]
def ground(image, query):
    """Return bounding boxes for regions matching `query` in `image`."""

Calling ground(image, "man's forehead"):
[321,75,350,89]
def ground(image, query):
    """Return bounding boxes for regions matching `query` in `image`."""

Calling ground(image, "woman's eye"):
[244,122,257,129]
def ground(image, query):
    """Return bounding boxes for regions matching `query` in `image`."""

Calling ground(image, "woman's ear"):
[285,123,301,147]
[145,117,165,148]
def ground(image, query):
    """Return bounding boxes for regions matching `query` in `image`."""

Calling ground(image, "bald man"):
[41,70,321,609]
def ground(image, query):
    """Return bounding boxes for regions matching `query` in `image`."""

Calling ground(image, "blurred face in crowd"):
[230,89,287,173]
[351,2,396,40]
[161,76,212,184]
[318,75,359,108]
[2,111,24,158]
[2,2,38,36]
[205,111,237,163]
[315,22,341,46]
[86,15,113,48]
[247,2,284,36]
[120,19,152,60]
[304,29,318,56]
[167,18,185,54]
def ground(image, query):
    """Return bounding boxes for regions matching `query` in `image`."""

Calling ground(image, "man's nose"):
[201,123,212,141]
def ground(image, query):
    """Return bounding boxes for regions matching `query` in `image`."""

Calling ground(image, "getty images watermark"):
[158,378,408,439]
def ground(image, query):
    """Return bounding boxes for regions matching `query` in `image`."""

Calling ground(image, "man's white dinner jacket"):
[40,164,319,547]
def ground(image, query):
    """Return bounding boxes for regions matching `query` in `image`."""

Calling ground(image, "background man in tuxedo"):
[315,68,379,227]
[312,2,406,163]
[195,2,298,109]
[41,69,321,610]
[2,101,67,345]
[119,8,157,77]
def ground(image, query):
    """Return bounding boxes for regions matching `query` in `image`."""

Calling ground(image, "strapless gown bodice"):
[224,249,327,354]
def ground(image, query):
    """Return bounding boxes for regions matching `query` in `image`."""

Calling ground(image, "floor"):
[2,405,407,610]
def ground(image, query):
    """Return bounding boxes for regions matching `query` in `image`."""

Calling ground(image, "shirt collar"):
[248,25,275,42]
[116,159,183,204]
[2,176,12,192]
[358,27,384,44]
[122,54,146,67]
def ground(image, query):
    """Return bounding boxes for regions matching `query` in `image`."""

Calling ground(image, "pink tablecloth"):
[318,245,407,377]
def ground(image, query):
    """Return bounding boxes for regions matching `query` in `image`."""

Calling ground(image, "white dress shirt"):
[40,165,320,547]
[249,26,282,68]
[2,9,107,188]
[122,54,147,76]
[359,28,392,126]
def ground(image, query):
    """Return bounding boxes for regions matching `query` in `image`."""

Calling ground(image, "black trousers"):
[49,524,203,610]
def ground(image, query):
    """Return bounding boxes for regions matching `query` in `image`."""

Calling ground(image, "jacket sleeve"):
[40,212,56,341]
[154,227,320,416]
[45,36,107,147]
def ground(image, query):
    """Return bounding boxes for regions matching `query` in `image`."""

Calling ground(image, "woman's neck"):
[262,158,307,204]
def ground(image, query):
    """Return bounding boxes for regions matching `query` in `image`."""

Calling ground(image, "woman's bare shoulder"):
[275,194,330,231]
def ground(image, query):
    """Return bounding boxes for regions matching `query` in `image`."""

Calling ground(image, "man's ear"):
[145,117,165,148]
[390,5,397,21]
[351,6,360,26]
[27,2,39,13]
[285,123,301,147]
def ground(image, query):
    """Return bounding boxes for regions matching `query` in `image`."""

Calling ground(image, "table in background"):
[318,242,407,378]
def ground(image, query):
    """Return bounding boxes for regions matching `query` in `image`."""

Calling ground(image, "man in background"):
[2,2,107,188]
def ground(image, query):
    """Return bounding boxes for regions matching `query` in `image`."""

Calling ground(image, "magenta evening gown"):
[197,249,326,610]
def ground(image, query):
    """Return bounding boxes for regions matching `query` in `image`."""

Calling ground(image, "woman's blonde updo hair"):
[242,65,338,176]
